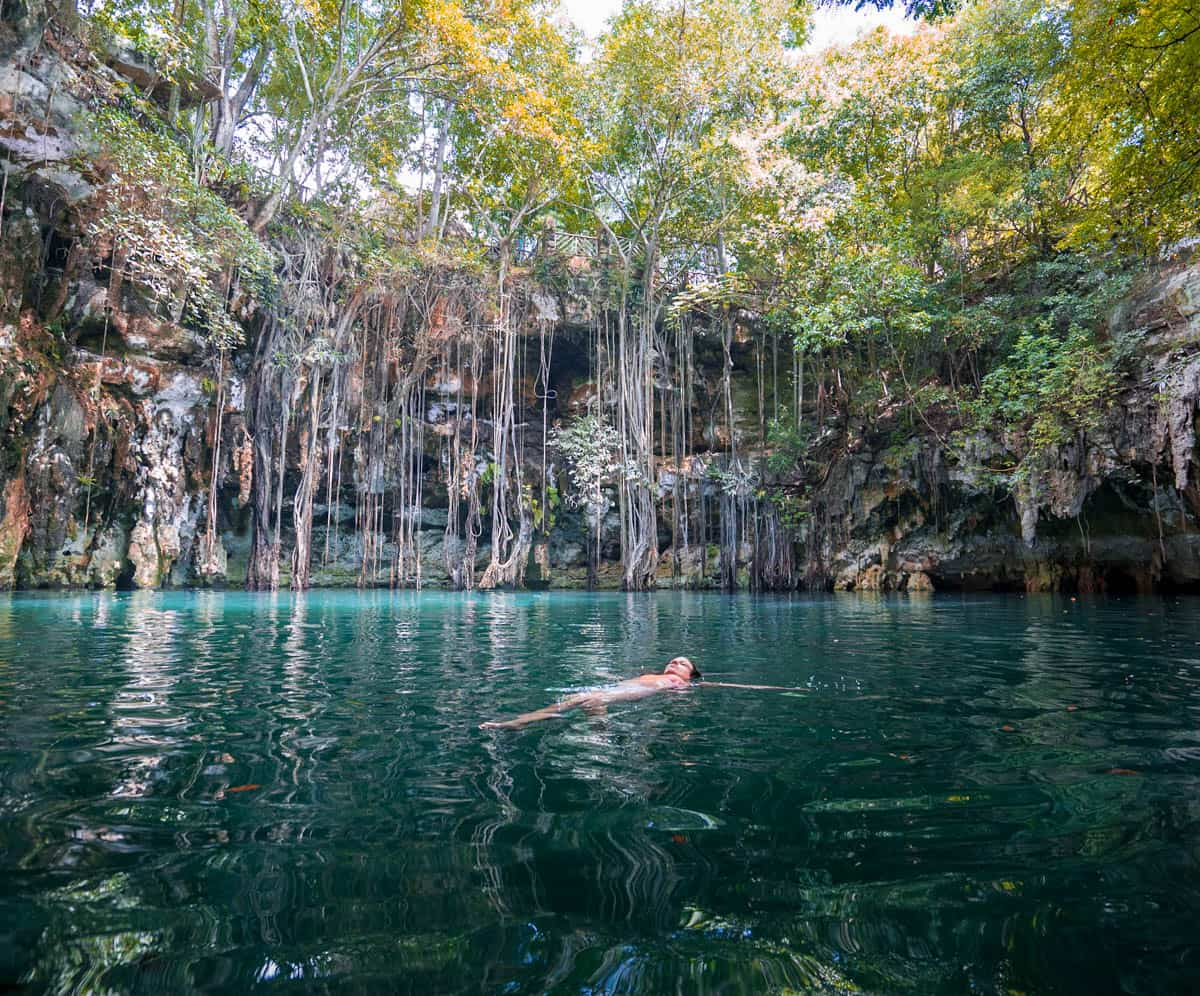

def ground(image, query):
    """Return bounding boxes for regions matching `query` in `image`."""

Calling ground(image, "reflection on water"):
[1,590,1199,994]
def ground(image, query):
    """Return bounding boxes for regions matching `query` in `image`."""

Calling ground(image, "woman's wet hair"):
[669,656,701,680]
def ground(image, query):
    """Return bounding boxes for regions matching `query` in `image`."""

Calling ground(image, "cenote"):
[1,591,1199,995]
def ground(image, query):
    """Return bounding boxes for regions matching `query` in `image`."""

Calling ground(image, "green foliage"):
[63,0,1190,524]
[765,488,811,530]
[584,0,804,264]
[552,413,622,518]
[1055,0,1200,251]
[766,417,812,476]
[84,108,275,347]
[881,435,920,470]
[823,0,959,17]
[44,314,70,339]
[78,0,1194,266]
[530,249,577,295]
[938,253,1131,470]
[443,5,586,245]
[531,483,559,531]
[666,272,750,328]
[972,322,1116,452]
[734,0,1178,498]
[796,244,933,356]
[86,1,192,78]
[706,462,756,498]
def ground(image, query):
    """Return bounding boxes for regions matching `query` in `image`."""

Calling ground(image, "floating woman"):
[479,656,801,730]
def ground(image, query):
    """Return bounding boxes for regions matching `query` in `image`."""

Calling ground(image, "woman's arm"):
[698,681,807,692]
[480,703,573,730]
[480,689,610,729]
[480,678,669,730]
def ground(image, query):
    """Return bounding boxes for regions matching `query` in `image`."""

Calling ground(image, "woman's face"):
[665,657,696,680]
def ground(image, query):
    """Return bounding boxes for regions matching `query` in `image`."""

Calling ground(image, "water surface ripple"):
[1,591,1199,994]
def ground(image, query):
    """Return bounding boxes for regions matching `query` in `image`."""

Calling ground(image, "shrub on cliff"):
[81,106,275,347]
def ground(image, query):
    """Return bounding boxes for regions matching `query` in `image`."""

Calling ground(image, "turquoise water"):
[1,591,1199,994]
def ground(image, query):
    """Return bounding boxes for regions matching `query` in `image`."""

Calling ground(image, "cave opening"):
[43,227,72,272]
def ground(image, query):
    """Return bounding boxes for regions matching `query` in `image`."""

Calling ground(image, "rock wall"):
[4,23,1200,594]
[804,262,1200,593]
[0,25,773,591]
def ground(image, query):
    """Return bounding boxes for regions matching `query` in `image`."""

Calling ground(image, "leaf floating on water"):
[1001,725,1016,732]
[1066,706,1079,712]
[227,784,261,793]
[1106,768,1140,777]
[643,806,722,831]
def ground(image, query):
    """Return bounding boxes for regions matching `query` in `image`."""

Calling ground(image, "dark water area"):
[1,591,1198,994]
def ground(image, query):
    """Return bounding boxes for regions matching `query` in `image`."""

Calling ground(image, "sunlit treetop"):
[816,0,958,20]
[580,0,807,249]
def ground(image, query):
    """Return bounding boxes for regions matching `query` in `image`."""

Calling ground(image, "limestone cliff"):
[3,24,1200,594]
[802,262,1200,593]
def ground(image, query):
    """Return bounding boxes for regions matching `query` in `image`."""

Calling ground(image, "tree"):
[247,0,443,230]
[817,0,958,19]
[443,3,586,588]
[203,0,278,160]
[444,1,585,245]
[1055,0,1200,250]
[86,0,280,164]
[582,0,803,589]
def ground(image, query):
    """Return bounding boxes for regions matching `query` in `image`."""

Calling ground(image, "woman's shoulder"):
[628,673,674,687]
[635,672,688,689]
